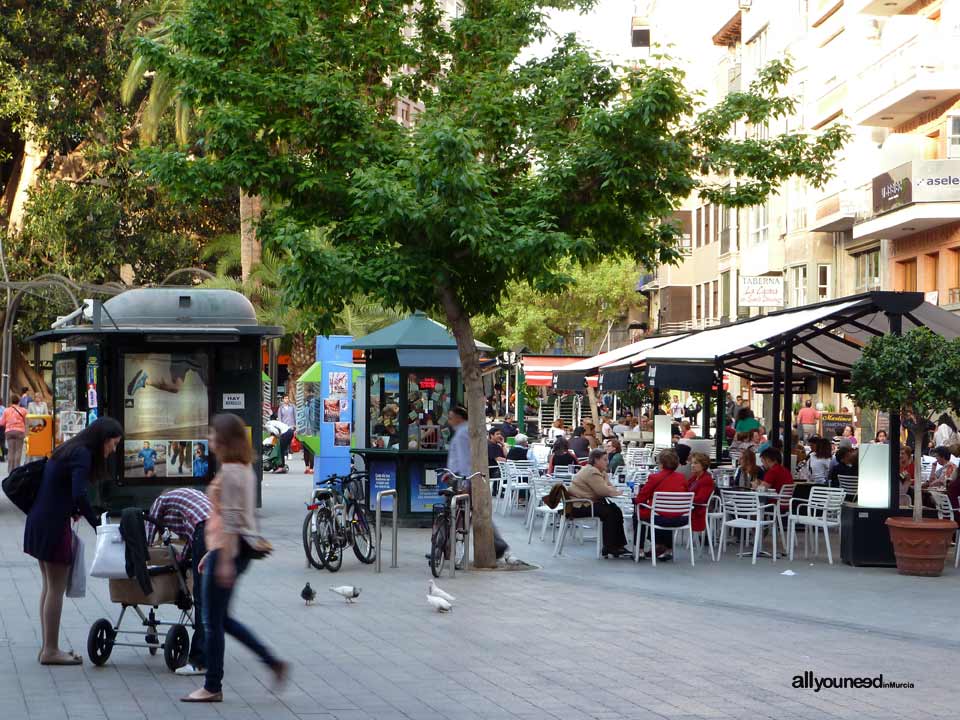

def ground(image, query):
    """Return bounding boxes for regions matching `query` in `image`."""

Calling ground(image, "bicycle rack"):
[449,494,472,579]
[375,489,398,573]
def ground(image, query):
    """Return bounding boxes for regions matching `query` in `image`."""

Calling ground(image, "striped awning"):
[521,355,587,387]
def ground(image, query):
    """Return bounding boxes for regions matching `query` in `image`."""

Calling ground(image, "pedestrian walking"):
[2,394,29,470]
[181,413,287,703]
[23,418,123,665]
[144,488,213,676]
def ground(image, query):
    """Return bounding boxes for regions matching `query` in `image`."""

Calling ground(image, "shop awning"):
[396,349,462,368]
[522,355,587,387]
[298,361,324,384]
[598,367,632,391]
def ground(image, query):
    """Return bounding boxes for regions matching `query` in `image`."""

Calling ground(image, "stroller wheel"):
[87,619,115,666]
[164,624,190,671]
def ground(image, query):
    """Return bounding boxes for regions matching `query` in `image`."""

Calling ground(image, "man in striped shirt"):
[146,488,212,676]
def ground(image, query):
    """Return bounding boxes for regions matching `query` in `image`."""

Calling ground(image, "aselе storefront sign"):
[738,275,783,308]
[872,159,960,214]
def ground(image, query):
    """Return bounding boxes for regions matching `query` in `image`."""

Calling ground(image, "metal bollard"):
[449,494,471,579]
[375,489,398,573]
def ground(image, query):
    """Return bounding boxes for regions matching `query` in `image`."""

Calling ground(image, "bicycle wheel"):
[348,504,376,564]
[313,508,342,572]
[430,523,447,578]
[302,510,324,570]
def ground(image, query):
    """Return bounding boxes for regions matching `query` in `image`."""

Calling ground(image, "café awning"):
[642,292,960,382]
[556,334,688,374]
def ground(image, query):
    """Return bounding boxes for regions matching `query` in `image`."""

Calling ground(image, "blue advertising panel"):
[314,335,354,485]
[368,459,397,511]
[408,462,448,513]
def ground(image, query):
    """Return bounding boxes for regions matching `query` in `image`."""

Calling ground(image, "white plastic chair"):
[703,494,724,561]
[549,463,576,484]
[770,484,795,553]
[526,475,563,544]
[500,460,533,518]
[787,487,845,565]
[837,474,858,501]
[553,498,600,558]
[718,490,777,565]
[634,492,695,567]
[929,491,960,568]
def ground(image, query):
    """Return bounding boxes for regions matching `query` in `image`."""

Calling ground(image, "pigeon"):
[329,586,361,603]
[428,580,455,604]
[300,582,316,605]
[427,594,452,613]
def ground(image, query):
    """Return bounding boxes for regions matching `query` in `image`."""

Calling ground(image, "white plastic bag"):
[66,528,86,598]
[90,513,127,579]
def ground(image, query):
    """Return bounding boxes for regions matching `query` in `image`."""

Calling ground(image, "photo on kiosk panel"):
[123,351,209,439]
[125,440,168,479]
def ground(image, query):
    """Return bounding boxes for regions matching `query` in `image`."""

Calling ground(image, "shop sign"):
[738,275,783,308]
[872,159,960,215]
[872,162,912,214]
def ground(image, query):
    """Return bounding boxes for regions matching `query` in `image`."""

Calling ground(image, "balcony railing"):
[728,63,741,94]
[852,25,960,124]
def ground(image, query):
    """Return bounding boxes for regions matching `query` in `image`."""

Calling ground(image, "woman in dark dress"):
[23,418,123,665]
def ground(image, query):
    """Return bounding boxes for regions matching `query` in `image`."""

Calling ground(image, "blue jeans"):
[202,549,278,694]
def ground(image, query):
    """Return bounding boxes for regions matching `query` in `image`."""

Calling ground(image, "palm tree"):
[122,0,262,281]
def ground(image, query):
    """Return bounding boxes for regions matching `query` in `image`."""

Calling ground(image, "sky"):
[525,0,732,94]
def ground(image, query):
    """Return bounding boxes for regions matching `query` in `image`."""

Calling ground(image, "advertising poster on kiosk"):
[122,351,210,483]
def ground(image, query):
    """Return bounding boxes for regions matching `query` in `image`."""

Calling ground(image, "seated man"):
[506,434,530,461]
[827,446,857,487]
[568,449,628,557]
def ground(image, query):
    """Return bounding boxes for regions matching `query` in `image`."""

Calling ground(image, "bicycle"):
[429,469,480,578]
[302,471,375,572]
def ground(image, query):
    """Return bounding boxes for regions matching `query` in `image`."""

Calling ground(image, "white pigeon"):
[428,580,455,604]
[426,594,452,613]
[329,586,361,603]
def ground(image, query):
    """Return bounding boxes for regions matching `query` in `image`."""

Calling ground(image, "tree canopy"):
[135,0,849,565]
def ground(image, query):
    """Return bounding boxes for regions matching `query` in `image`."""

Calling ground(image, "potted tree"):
[848,327,960,576]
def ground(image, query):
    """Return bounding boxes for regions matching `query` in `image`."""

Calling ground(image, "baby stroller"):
[86,512,196,671]
[262,424,290,473]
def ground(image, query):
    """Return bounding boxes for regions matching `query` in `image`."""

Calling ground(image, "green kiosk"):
[345,312,491,526]
[29,288,282,510]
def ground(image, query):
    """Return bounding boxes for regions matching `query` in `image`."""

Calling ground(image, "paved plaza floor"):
[1,455,957,720]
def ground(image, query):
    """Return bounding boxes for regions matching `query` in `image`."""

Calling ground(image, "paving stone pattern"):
[0,456,955,719]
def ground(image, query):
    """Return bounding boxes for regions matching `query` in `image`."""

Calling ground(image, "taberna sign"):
[738,275,783,308]
[872,159,960,215]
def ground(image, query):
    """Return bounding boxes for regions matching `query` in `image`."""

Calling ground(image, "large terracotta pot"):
[886,517,958,577]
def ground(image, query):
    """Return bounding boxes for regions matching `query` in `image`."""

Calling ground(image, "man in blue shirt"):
[440,406,510,562]
[138,441,158,478]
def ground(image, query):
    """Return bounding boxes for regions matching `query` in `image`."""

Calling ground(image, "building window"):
[695,285,702,322]
[695,207,702,248]
[898,258,918,292]
[948,114,960,159]
[747,27,767,71]
[854,249,881,292]
[704,205,712,245]
[789,265,807,307]
[712,280,719,319]
[817,264,831,301]
[750,203,769,245]
[950,248,960,303]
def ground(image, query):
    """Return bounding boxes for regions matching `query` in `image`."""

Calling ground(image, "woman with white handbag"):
[23,417,123,666]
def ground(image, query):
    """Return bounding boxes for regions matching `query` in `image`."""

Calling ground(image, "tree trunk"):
[914,435,924,523]
[239,190,263,282]
[586,385,600,428]
[438,284,496,568]
[6,134,46,232]
[288,331,315,390]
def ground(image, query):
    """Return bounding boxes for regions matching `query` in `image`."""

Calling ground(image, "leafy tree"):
[137,0,849,566]
[848,327,960,522]
[473,257,643,352]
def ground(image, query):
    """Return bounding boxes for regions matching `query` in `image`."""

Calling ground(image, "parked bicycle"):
[302,471,375,571]
[429,469,480,578]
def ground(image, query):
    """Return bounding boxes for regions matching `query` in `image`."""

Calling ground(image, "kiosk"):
[29,288,281,510]
[345,312,491,526]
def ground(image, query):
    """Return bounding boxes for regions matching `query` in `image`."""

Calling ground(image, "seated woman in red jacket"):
[687,452,715,537]
[758,447,793,493]
[634,448,689,561]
